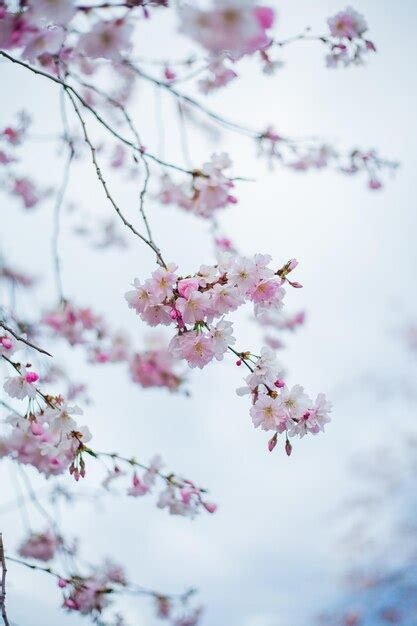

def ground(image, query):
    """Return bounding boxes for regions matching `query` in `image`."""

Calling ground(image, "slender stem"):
[63,87,167,267]
[0,535,10,626]
[0,321,52,357]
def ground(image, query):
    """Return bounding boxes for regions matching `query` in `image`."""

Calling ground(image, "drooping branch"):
[0,534,10,626]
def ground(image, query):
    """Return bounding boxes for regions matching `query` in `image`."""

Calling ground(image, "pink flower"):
[22,26,65,62]
[169,332,215,369]
[209,319,235,360]
[176,291,210,325]
[127,473,149,497]
[250,395,284,431]
[177,277,200,299]
[79,19,133,61]
[0,334,16,356]
[150,264,178,301]
[27,0,76,25]
[19,530,61,562]
[328,7,368,39]
[179,1,274,59]
[3,366,39,399]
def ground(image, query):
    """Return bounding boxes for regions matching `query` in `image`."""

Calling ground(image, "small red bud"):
[268,433,278,452]
[236,359,242,366]
[285,439,293,457]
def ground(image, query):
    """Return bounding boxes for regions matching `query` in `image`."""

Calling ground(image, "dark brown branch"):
[0,51,192,175]
[63,88,167,267]
[0,321,52,357]
[0,534,10,626]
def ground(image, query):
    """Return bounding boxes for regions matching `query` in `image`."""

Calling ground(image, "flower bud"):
[268,433,278,452]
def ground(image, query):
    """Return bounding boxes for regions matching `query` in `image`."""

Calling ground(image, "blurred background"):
[1,1,417,624]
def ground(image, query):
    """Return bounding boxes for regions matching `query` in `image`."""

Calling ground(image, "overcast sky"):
[1,1,417,625]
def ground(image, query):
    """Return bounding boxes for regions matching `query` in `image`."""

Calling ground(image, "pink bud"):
[289,281,303,289]
[285,440,293,457]
[227,195,238,204]
[288,258,298,271]
[132,473,140,487]
[203,501,217,514]
[30,421,43,436]
[268,433,278,452]
[1,338,12,350]
[170,309,179,320]
[368,178,382,190]
[254,6,275,29]
[25,371,39,383]
[164,67,176,81]
[58,578,67,588]
[274,379,285,388]
[236,359,242,366]
[64,598,77,609]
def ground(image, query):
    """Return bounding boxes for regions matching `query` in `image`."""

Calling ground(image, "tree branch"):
[0,534,10,626]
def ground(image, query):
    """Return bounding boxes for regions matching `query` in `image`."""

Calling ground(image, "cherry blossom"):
[19,529,61,562]
[178,1,275,59]
[159,153,237,218]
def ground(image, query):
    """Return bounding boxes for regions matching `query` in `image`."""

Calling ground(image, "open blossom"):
[79,19,133,61]
[19,529,61,562]
[43,302,105,345]
[0,400,92,478]
[159,153,237,219]
[3,366,39,400]
[169,331,215,369]
[250,395,285,431]
[328,7,368,39]
[157,483,216,518]
[27,0,76,25]
[22,26,65,62]
[179,1,275,59]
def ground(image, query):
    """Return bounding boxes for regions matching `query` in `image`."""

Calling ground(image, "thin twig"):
[63,87,167,267]
[0,51,193,175]
[0,321,52,357]
[0,534,10,626]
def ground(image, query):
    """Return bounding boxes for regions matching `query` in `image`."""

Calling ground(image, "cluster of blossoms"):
[59,558,203,626]
[179,0,274,60]
[104,454,216,518]
[236,347,331,453]
[325,7,376,68]
[197,58,237,94]
[1,360,92,477]
[60,560,128,616]
[125,254,330,452]
[256,128,398,190]
[42,301,185,392]
[18,529,62,562]
[0,114,48,209]
[159,153,237,219]
[130,339,184,391]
